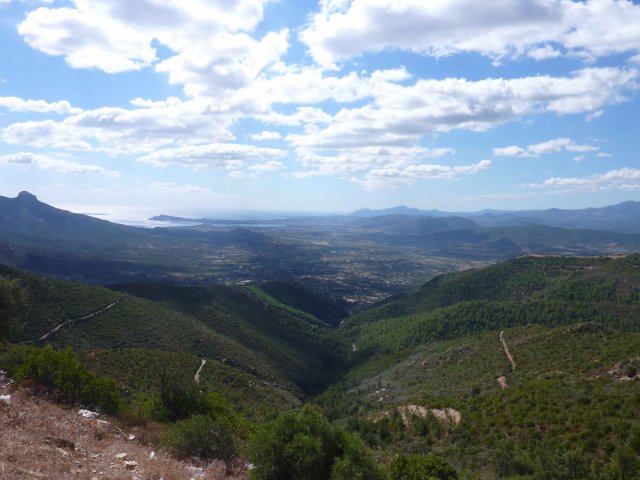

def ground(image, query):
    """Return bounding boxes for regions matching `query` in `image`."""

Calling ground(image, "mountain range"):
[351,200,640,233]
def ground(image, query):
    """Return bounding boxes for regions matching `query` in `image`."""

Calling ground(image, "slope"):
[322,255,640,478]
[1,264,348,410]
[320,323,640,478]
[109,281,349,393]
[342,254,640,354]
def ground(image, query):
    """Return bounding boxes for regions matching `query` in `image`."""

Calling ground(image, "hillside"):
[318,254,640,478]
[320,323,640,478]
[0,264,348,417]
[342,254,640,351]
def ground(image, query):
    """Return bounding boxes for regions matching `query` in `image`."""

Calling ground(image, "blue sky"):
[0,0,639,217]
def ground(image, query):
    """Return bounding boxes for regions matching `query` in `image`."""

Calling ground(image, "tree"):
[248,405,382,480]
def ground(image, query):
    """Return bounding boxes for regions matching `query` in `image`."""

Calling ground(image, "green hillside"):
[0,264,348,411]
[110,281,349,393]
[343,254,640,354]
[319,323,640,478]
[316,254,640,478]
[256,280,349,326]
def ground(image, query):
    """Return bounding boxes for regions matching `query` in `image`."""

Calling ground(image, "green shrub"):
[387,454,458,480]
[248,405,382,480]
[158,365,208,422]
[162,414,237,463]
[16,345,121,414]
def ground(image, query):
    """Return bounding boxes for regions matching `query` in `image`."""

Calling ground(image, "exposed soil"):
[499,331,516,371]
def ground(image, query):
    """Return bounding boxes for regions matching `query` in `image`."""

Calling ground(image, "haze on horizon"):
[0,0,639,214]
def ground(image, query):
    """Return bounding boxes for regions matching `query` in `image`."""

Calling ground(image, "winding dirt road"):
[22,294,125,344]
[499,331,516,371]
[194,359,206,385]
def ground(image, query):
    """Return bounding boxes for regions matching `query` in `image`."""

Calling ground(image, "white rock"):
[188,466,204,477]
[115,453,128,460]
[148,451,156,460]
[127,434,136,441]
[78,409,99,418]
[0,394,11,405]
[57,448,70,457]
[124,460,138,470]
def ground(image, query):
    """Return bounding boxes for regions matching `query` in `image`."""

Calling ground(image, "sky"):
[0,0,639,218]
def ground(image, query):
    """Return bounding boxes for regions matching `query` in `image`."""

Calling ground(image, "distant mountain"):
[0,191,142,246]
[351,214,478,235]
[469,200,640,233]
[0,192,273,284]
[351,205,450,217]
[351,201,640,233]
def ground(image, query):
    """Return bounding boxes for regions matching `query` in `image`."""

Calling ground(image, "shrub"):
[387,454,459,480]
[16,345,122,413]
[248,405,382,480]
[158,364,207,422]
[162,414,237,463]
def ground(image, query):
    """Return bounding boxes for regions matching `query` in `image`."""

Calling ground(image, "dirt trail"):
[194,359,206,385]
[497,376,508,389]
[500,331,516,371]
[22,294,125,345]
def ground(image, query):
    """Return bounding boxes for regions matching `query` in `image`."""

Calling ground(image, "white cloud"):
[301,0,640,66]
[294,146,454,177]
[137,143,285,170]
[251,130,282,141]
[353,159,492,189]
[493,146,531,157]
[527,167,640,192]
[528,138,599,155]
[0,152,107,174]
[597,152,613,158]
[288,68,634,155]
[280,67,633,184]
[527,44,562,60]
[0,96,81,114]
[156,29,290,97]
[18,0,286,96]
[247,160,285,173]
[1,97,236,155]
[146,182,215,195]
[19,6,156,73]
[494,137,599,157]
